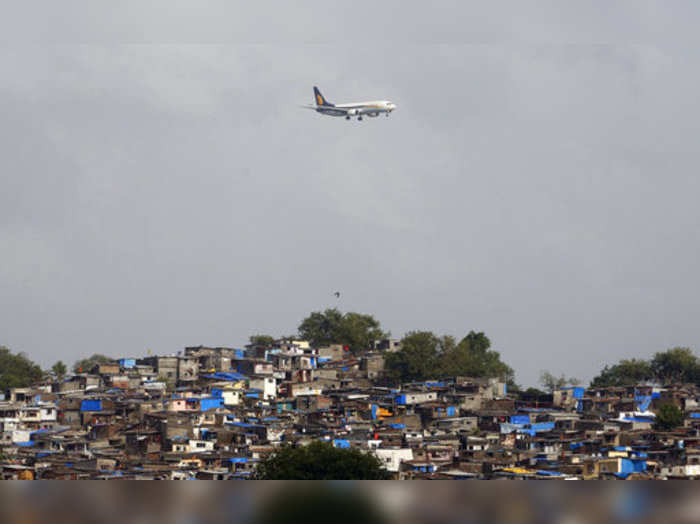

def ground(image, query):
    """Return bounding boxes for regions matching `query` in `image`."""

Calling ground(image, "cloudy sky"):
[2,2,700,386]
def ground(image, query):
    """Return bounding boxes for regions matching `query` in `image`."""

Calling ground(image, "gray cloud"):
[1,4,700,385]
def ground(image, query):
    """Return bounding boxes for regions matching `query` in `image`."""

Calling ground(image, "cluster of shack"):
[2,339,699,479]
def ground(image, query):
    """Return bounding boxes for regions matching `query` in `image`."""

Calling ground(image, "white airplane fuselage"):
[317,101,396,118]
[306,87,397,120]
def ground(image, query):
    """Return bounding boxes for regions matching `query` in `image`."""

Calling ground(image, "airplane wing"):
[299,104,351,113]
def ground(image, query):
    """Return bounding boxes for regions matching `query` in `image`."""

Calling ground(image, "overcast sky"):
[2,2,700,386]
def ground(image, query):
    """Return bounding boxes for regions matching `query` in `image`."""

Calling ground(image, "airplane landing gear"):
[345,115,350,120]
[358,116,363,121]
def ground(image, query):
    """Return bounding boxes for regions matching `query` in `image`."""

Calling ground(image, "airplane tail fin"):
[313,86,333,107]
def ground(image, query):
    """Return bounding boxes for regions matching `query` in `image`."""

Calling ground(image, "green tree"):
[439,331,514,381]
[72,354,114,373]
[385,330,514,384]
[522,387,549,398]
[590,359,654,388]
[252,441,392,480]
[384,331,444,383]
[297,309,388,354]
[0,346,43,391]
[249,334,276,347]
[654,403,684,431]
[51,361,67,379]
[539,370,580,393]
[651,347,699,385]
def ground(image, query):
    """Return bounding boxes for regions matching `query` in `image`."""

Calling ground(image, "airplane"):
[303,86,397,121]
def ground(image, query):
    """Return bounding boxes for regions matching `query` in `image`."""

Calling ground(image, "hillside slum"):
[1,340,699,479]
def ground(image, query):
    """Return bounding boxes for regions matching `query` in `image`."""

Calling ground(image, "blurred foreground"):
[0,483,699,524]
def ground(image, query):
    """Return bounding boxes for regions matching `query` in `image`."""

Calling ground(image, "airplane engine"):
[346,109,359,117]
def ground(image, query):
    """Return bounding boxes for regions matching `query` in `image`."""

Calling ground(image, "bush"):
[253,441,392,480]
[654,403,684,431]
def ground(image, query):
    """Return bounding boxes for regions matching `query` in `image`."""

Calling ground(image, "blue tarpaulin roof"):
[634,394,652,411]
[80,399,102,412]
[623,417,654,423]
[510,415,531,425]
[202,372,247,381]
[228,422,265,429]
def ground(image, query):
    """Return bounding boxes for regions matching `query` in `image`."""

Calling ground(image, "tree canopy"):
[383,331,448,383]
[72,354,114,373]
[441,332,514,380]
[590,348,699,387]
[248,334,276,347]
[0,346,43,391]
[297,309,388,354]
[51,361,67,379]
[539,371,581,393]
[384,330,514,384]
[651,347,699,384]
[590,359,654,388]
[654,403,684,431]
[252,441,392,480]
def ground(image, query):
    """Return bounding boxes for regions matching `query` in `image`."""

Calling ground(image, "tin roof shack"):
[553,387,585,410]
[374,448,412,474]
[454,377,504,399]
[317,344,346,361]
[79,398,116,426]
[140,411,172,435]
[584,454,649,480]
[413,442,458,466]
[374,427,405,448]
[105,374,131,390]
[394,391,438,406]
[95,362,120,376]
[248,376,277,400]
[5,388,40,405]
[459,435,491,460]
[56,374,102,394]
[237,359,274,376]
[185,345,237,373]
[313,368,339,381]
[227,421,268,447]
[360,354,385,379]
[139,356,178,381]
[372,339,402,353]
[416,402,459,426]
[125,428,163,459]
[435,416,478,434]
[477,411,511,432]
[483,397,516,412]
[177,356,199,385]
[295,394,332,413]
